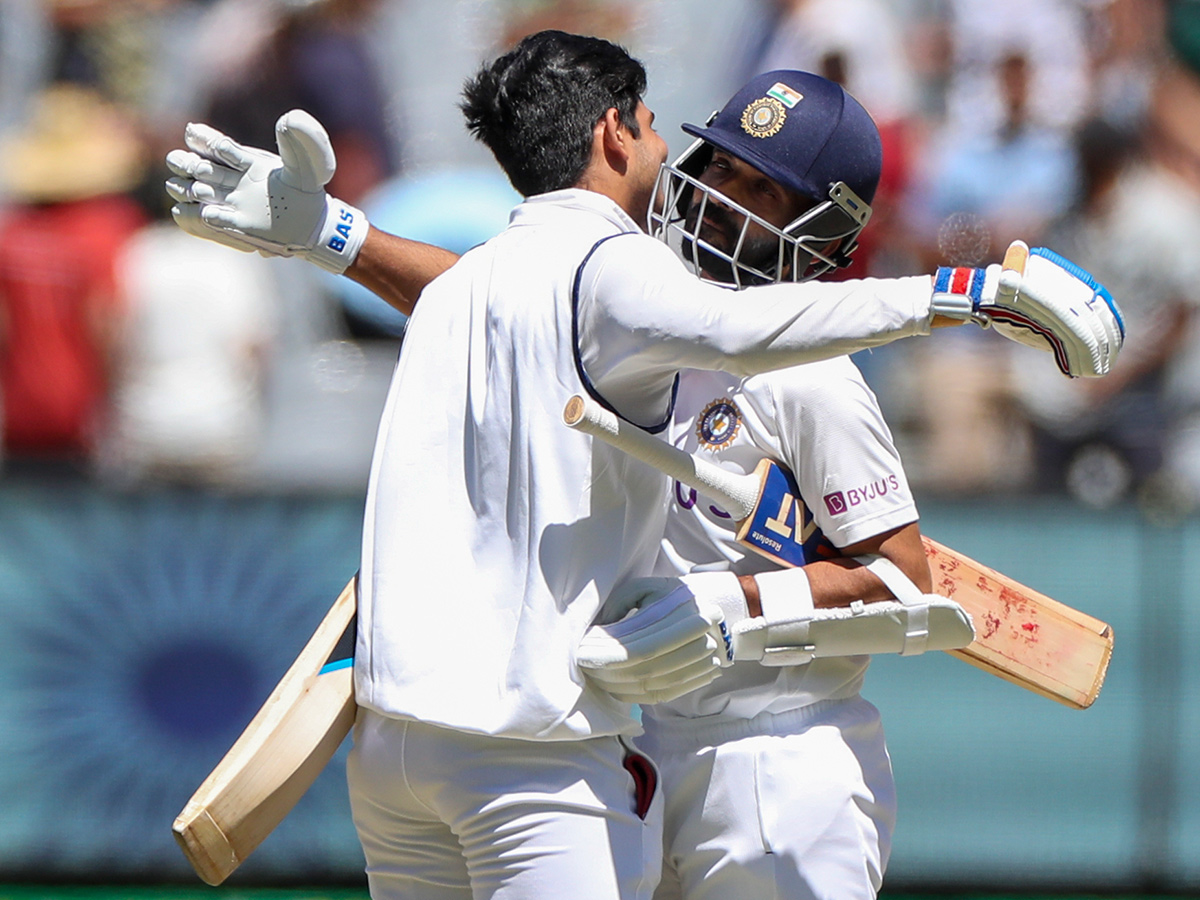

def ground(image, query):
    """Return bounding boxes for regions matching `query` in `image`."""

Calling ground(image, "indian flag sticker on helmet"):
[741,97,787,138]
[767,82,804,108]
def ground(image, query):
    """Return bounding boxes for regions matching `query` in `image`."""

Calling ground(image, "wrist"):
[729,567,814,662]
[681,571,750,627]
[305,196,369,274]
[737,574,762,617]
[929,266,995,325]
[754,567,814,623]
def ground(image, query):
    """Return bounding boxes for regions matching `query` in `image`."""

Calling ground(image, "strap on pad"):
[854,555,930,656]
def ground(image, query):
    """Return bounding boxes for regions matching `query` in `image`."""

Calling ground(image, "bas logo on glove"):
[165,110,369,274]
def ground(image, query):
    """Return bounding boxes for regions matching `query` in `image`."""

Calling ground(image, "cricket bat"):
[172,576,358,885]
[564,394,1113,709]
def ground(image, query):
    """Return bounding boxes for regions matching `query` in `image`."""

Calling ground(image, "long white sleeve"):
[576,233,932,423]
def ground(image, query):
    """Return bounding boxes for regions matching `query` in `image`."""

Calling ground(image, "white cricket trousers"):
[347,709,664,900]
[637,697,896,900]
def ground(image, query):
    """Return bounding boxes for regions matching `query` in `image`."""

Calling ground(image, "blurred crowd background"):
[2,0,1200,893]
[1,0,1198,509]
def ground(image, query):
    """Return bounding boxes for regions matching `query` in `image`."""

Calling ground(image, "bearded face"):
[647,143,872,288]
[681,194,785,285]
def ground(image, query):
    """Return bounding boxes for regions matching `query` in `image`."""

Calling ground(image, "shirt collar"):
[509,188,644,235]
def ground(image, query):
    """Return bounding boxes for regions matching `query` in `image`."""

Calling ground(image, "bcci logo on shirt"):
[696,398,742,450]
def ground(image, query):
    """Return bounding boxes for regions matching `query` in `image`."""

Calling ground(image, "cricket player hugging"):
[575,70,1117,900]
[164,29,1122,900]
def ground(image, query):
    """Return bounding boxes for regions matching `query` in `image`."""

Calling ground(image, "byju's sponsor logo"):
[824,475,901,516]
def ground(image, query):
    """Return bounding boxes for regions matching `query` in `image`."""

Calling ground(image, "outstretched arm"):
[345,226,459,316]
[165,112,1122,379]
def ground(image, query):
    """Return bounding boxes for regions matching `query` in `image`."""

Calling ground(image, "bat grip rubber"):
[563,395,758,519]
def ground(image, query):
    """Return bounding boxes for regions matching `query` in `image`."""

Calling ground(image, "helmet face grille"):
[648,156,873,289]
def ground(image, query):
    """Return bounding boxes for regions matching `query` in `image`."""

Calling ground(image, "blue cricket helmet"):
[649,70,883,286]
[682,69,883,206]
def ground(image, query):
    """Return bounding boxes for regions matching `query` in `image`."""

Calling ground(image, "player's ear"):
[598,107,632,168]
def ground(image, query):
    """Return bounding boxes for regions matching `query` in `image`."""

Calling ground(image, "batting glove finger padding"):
[164,110,368,274]
[164,148,244,190]
[578,572,751,702]
[579,636,724,684]
[584,639,726,704]
[578,574,741,668]
[930,241,1125,378]
[731,558,975,666]
[600,660,724,706]
[593,575,684,626]
[169,199,262,255]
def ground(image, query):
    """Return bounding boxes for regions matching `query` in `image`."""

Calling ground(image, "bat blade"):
[924,538,1112,709]
[564,394,1113,708]
[172,577,358,885]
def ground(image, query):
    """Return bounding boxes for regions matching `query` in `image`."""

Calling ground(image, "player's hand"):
[929,240,1125,378]
[164,110,368,274]
[577,573,749,704]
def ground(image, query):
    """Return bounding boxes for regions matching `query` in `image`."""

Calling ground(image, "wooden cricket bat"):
[564,394,1113,709]
[172,576,358,885]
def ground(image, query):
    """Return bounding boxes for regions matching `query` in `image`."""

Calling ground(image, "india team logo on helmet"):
[740,82,804,139]
[741,96,787,138]
[648,71,882,288]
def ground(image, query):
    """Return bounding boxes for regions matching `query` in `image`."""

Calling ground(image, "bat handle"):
[563,394,759,519]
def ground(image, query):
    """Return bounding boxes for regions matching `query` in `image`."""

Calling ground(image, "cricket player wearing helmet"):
[581,71,937,900]
[164,31,1123,900]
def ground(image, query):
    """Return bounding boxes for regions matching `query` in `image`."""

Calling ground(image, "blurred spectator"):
[498,0,635,48]
[1015,64,1200,507]
[0,0,53,139]
[0,83,148,472]
[198,0,400,205]
[882,46,1080,495]
[942,0,1092,135]
[909,49,1078,264]
[97,222,279,487]
[1088,0,1169,132]
[753,0,919,128]
[43,0,172,113]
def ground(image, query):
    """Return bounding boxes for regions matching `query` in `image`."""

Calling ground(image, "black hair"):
[460,30,647,197]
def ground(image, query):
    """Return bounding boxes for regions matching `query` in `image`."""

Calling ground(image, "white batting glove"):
[929,240,1125,378]
[577,572,749,704]
[164,110,368,274]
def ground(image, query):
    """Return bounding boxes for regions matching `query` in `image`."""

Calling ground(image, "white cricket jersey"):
[645,359,919,725]
[355,188,935,740]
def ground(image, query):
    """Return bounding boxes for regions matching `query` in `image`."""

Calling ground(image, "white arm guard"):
[731,558,975,667]
[165,110,368,274]
[929,241,1124,378]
